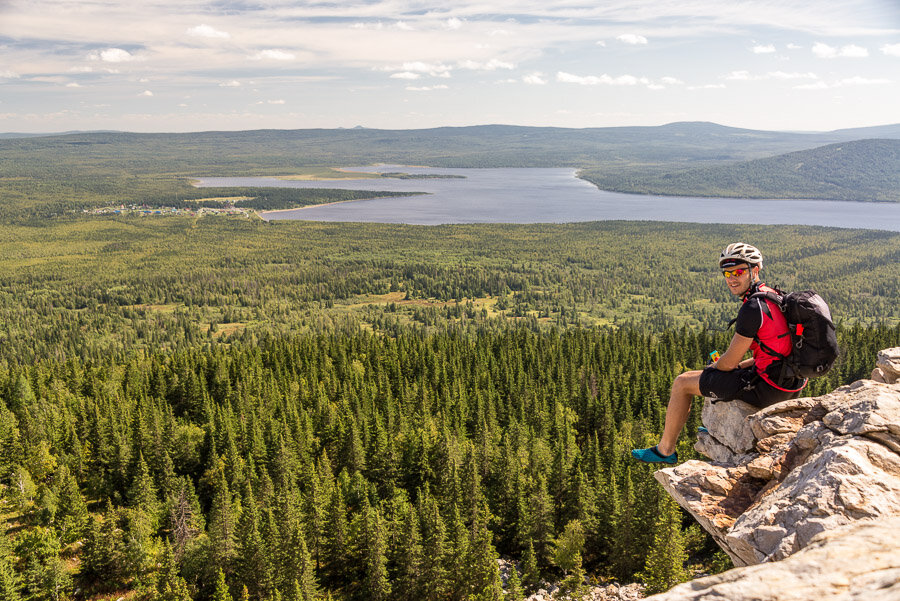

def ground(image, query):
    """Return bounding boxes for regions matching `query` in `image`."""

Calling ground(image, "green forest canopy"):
[1,217,900,600]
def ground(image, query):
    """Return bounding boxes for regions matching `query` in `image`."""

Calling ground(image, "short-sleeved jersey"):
[736,282,804,390]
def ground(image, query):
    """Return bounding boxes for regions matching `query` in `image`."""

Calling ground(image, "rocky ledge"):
[649,347,900,600]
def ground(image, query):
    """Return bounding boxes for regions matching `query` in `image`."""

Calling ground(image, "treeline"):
[1,220,899,365]
[1,321,897,600]
[147,188,418,213]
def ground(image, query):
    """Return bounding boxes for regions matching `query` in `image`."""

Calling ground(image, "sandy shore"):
[258,197,376,217]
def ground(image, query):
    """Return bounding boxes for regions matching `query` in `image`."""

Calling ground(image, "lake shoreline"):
[194,168,900,231]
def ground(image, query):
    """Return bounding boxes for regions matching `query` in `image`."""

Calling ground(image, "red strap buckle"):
[795,323,804,336]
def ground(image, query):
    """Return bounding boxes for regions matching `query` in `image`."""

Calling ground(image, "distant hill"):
[2,122,898,175]
[580,139,900,201]
[0,130,121,139]
[827,123,900,139]
[1,122,899,218]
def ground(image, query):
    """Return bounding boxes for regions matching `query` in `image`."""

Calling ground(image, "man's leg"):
[656,370,702,456]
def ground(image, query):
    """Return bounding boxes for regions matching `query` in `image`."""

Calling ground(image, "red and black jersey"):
[737,282,805,391]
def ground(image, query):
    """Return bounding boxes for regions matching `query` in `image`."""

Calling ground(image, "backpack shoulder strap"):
[747,290,782,320]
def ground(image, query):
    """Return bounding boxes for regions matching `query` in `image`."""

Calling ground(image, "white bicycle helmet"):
[719,242,762,268]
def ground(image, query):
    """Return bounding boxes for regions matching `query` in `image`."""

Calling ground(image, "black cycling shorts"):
[698,366,801,409]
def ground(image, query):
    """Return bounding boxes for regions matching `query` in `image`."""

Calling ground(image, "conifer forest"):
[2,128,900,600]
[2,215,899,601]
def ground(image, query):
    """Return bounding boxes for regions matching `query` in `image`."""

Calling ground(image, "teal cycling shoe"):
[631,446,677,464]
[698,426,709,434]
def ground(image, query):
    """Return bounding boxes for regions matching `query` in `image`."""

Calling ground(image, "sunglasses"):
[722,268,749,278]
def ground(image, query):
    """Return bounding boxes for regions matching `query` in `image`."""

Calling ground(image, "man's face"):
[723,263,755,296]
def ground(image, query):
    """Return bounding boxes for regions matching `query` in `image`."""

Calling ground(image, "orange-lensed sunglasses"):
[722,268,748,278]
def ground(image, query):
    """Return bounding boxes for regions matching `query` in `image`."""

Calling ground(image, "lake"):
[194,165,900,232]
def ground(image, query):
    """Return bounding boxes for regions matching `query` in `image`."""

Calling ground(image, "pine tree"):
[393,502,423,601]
[362,506,391,601]
[212,568,234,601]
[206,459,237,576]
[504,563,523,601]
[520,539,539,592]
[79,507,127,593]
[419,494,448,601]
[54,464,89,544]
[445,503,470,600]
[466,512,503,601]
[0,532,21,601]
[611,464,642,580]
[526,475,554,571]
[322,483,350,589]
[128,451,159,526]
[553,519,586,597]
[234,487,274,599]
[640,495,688,595]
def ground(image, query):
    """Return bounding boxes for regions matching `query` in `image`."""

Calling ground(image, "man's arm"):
[714,333,754,371]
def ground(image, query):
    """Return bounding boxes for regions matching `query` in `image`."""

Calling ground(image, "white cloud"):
[0,70,19,79]
[396,21,413,31]
[89,48,134,63]
[384,61,452,77]
[522,72,546,85]
[186,24,230,39]
[445,17,463,30]
[406,85,448,91]
[458,59,515,71]
[840,44,869,57]
[69,66,93,73]
[688,84,727,89]
[839,76,889,85]
[882,43,900,57]
[768,71,818,80]
[726,70,818,81]
[813,42,838,57]
[787,43,803,50]
[596,40,606,47]
[351,22,384,30]
[557,71,640,86]
[65,82,81,88]
[140,90,153,96]
[617,34,648,45]
[219,80,241,87]
[250,50,295,61]
[725,70,752,80]
[390,72,420,79]
[660,76,683,85]
[812,42,869,58]
[646,83,665,90]
[795,76,890,90]
[268,99,285,104]
[752,44,775,54]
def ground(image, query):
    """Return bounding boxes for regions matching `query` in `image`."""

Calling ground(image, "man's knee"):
[673,370,702,395]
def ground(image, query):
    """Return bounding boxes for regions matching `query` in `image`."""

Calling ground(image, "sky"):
[1,0,899,133]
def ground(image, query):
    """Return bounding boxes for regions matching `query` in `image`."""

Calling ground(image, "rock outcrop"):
[649,347,900,599]
[645,516,900,601]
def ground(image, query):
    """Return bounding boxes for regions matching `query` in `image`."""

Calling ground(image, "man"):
[631,242,806,464]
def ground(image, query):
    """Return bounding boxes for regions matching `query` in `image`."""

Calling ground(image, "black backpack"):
[749,289,839,381]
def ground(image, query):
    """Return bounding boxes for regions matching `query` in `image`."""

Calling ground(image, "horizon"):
[2,119,899,138]
[1,0,899,133]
